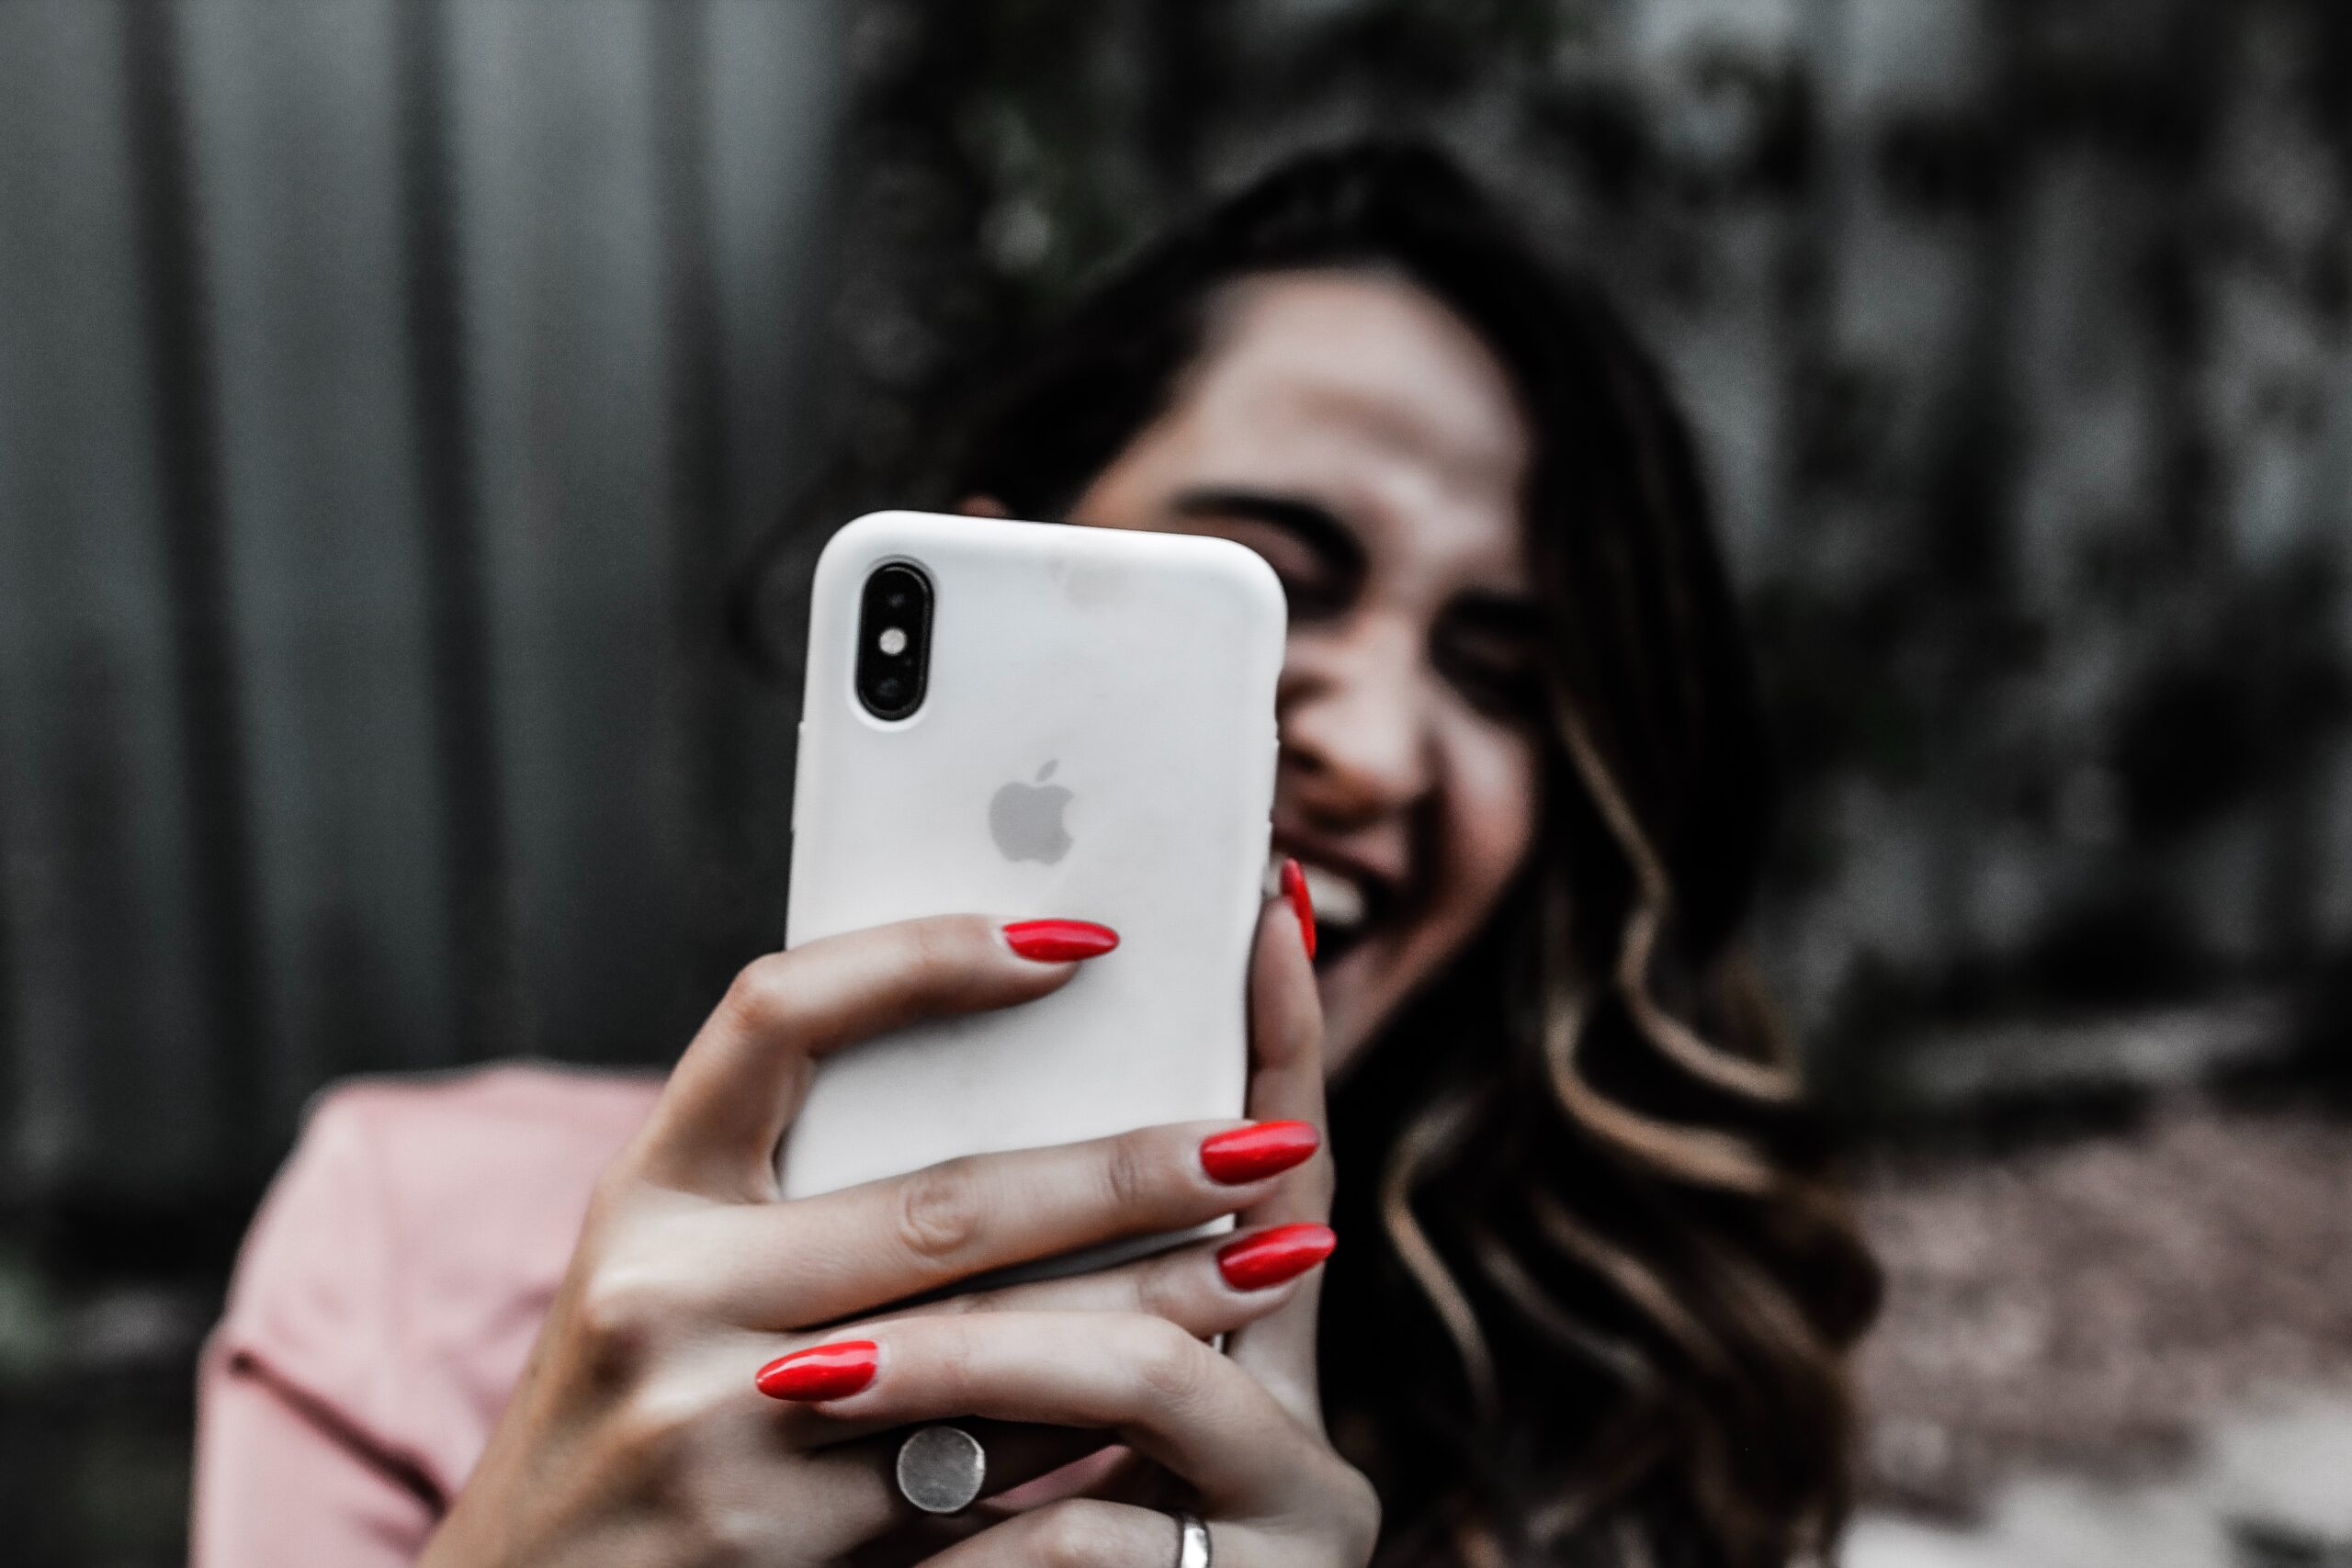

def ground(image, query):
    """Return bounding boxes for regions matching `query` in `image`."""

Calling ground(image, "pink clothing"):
[191,1064,662,1567]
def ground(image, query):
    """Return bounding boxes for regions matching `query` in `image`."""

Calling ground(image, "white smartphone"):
[776,510,1286,1269]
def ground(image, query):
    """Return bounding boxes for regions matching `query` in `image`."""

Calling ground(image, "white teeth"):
[1263,855,1371,931]
[1300,863,1368,930]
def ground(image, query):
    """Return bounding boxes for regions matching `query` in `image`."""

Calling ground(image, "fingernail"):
[1279,859,1316,960]
[755,1339,879,1401]
[1217,1223,1336,1292]
[1002,919,1120,962]
[1199,1120,1319,1184]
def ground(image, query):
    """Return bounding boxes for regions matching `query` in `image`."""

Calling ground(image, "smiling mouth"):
[1267,852,1383,967]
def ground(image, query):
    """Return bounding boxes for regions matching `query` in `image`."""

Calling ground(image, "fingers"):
[763,1312,1311,1511]
[1239,886,1331,1213]
[1227,886,1335,1421]
[627,916,1094,1199]
[922,1215,1335,1332]
[909,1499,1188,1568]
[747,1216,1334,1458]
[679,1120,1322,1328]
[795,1418,1122,1560]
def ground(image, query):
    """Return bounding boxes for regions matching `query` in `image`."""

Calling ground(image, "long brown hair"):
[876,142,1879,1567]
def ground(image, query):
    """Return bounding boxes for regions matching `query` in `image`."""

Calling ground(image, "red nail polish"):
[755,1339,878,1402]
[1002,919,1120,963]
[1279,859,1316,960]
[1199,1120,1320,1184]
[1217,1224,1336,1292]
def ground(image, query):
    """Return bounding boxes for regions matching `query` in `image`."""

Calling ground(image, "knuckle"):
[1101,1131,1158,1217]
[572,1265,674,1373]
[724,953,796,1034]
[679,1503,767,1568]
[894,1161,985,1268]
[1333,1462,1383,1555]
[926,1317,981,1396]
[601,1380,706,1482]
[899,918,963,988]
[1030,1502,1127,1568]
[945,1280,1012,1315]
[1126,1316,1210,1408]
[1295,1005,1327,1061]
[1126,1256,1186,1325]
[1298,1153,1338,1213]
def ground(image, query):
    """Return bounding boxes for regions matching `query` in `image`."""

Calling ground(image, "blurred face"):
[1062,270,1544,1072]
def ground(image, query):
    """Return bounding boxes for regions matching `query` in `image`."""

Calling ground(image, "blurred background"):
[1,1,2347,1562]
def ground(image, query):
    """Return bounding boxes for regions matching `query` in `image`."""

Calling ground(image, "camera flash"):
[877,626,909,656]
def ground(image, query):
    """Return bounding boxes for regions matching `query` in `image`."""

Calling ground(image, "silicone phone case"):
[777,511,1286,1258]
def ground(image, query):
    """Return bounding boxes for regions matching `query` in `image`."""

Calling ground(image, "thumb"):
[1225,871,1332,1427]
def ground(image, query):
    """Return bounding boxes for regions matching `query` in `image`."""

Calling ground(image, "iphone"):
[776,510,1286,1270]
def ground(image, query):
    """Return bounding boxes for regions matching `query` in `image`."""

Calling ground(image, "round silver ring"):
[895,1424,987,1515]
[1174,1510,1213,1568]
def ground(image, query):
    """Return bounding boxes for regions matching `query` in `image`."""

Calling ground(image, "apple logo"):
[990,761,1074,865]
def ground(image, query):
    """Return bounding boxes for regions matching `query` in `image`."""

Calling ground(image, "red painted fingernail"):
[1279,859,1316,960]
[755,1339,878,1401]
[1217,1223,1336,1292]
[1002,919,1120,962]
[1199,1120,1319,1184]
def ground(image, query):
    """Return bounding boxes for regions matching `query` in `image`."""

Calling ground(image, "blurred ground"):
[1851,1095,2352,1564]
[1858,1099,2352,1512]
[1851,1394,2352,1568]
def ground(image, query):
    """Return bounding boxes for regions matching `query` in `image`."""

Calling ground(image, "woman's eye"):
[1174,513,1352,621]
[1434,633,1548,722]
[1272,568,1349,622]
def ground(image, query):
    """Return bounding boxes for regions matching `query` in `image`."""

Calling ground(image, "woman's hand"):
[419,904,1356,1568]
[787,893,1382,1568]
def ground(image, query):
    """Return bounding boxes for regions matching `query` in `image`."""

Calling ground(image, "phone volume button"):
[790,722,805,835]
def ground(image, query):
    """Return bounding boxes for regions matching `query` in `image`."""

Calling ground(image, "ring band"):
[895,1424,987,1515]
[1174,1510,1212,1568]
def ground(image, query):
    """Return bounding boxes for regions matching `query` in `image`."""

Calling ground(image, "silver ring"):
[895,1424,986,1515]
[1174,1510,1212,1568]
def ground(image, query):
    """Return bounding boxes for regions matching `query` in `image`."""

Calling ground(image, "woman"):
[194,142,1878,1568]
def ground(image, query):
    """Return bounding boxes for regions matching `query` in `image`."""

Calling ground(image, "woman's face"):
[1060,270,1544,1073]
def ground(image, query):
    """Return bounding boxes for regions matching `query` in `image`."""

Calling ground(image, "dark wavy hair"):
[800,142,1882,1567]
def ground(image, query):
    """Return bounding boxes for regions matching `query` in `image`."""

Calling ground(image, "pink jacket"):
[190,1065,662,1566]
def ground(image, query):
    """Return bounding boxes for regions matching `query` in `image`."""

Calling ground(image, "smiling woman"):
[1057,270,1542,1069]
[940,142,1883,1565]
[195,142,1877,1568]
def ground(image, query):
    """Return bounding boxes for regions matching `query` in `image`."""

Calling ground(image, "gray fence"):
[0,0,845,1201]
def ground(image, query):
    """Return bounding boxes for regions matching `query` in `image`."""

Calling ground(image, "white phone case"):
[777,511,1286,1260]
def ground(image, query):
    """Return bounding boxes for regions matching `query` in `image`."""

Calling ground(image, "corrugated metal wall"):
[0,0,846,1201]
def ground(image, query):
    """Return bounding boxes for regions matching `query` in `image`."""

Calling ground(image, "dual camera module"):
[855,562,933,720]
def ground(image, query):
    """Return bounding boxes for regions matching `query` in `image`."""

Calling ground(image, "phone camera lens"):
[856,562,932,719]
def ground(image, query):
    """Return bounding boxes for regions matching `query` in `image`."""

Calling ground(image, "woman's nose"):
[1278,615,1436,826]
